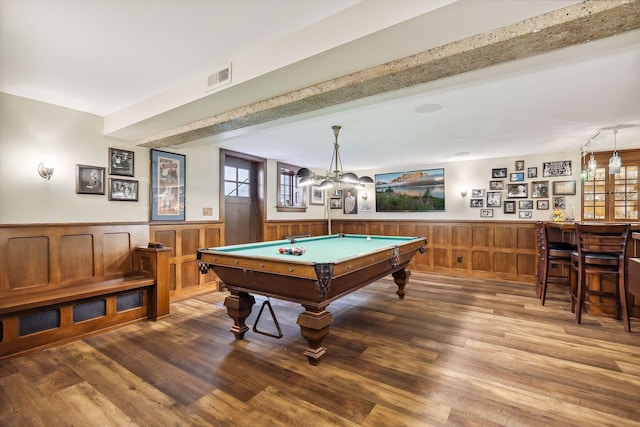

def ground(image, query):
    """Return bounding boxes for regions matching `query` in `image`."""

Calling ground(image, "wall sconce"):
[38,158,55,180]
[460,188,469,198]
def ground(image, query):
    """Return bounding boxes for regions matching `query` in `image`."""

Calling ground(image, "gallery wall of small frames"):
[469,159,576,219]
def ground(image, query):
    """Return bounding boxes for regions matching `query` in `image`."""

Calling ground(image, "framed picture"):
[510,172,525,182]
[486,191,502,207]
[527,167,538,178]
[76,164,105,195]
[531,181,549,198]
[492,168,507,178]
[480,209,493,218]
[108,178,138,201]
[507,183,528,198]
[471,189,485,198]
[489,180,504,190]
[310,185,325,205]
[537,199,549,210]
[470,199,483,208]
[543,160,572,177]
[519,200,534,210]
[515,160,525,171]
[519,210,533,219]
[375,168,445,212]
[108,147,134,177]
[151,149,185,221]
[332,189,343,198]
[330,197,342,209]
[553,196,566,209]
[552,180,577,195]
[504,200,516,214]
[343,188,358,214]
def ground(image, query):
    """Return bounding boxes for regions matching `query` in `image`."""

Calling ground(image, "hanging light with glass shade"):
[608,128,622,174]
[580,150,589,182]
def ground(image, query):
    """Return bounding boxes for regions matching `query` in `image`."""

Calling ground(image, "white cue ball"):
[366,236,371,240]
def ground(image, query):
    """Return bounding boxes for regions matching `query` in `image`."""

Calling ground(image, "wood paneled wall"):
[330,219,537,284]
[149,221,224,300]
[264,220,328,241]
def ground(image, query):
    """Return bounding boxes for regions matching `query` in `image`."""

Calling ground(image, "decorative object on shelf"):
[296,125,374,191]
[551,208,564,222]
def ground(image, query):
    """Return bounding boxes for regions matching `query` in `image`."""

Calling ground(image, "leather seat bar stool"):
[573,223,631,332]
[535,222,575,306]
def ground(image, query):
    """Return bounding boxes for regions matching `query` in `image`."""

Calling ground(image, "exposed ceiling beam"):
[137,0,640,149]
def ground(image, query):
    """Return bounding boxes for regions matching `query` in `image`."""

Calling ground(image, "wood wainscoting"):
[149,221,225,300]
[263,220,328,241]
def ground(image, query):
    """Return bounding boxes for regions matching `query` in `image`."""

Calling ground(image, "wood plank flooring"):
[1,273,639,426]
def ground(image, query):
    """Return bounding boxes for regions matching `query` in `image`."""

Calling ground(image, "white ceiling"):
[2,0,639,172]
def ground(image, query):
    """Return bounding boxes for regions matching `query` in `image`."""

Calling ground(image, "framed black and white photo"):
[543,160,572,177]
[471,189,485,198]
[330,197,342,209]
[515,160,525,171]
[537,199,549,210]
[519,200,534,210]
[553,196,566,209]
[510,172,525,182]
[492,168,507,178]
[480,209,493,218]
[470,199,483,208]
[108,178,138,201]
[76,164,105,195]
[489,180,504,190]
[552,180,577,195]
[527,167,538,178]
[486,191,502,207]
[108,147,134,176]
[310,185,325,205]
[507,183,528,198]
[531,181,549,198]
[504,200,516,214]
[519,210,533,219]
[151,149,185,221]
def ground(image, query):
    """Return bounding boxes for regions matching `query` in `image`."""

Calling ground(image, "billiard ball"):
[366,236,371,241]
[279,247,284,254]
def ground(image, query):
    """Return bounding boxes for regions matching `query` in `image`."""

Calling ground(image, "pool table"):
[197,233,427,365]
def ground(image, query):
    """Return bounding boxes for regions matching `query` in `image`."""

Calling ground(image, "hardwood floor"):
[1,273,639,426]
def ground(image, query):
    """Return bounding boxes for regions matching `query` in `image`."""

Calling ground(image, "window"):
[224,165,250,198]
[582,149,639,221]
[277,162,306,212]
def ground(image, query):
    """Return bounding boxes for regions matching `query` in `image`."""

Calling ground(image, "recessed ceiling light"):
[415,103,442,114]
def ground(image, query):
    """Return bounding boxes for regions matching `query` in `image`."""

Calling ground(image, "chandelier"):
[296,125,374,190]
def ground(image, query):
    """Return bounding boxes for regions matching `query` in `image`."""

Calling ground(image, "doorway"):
[220,149,265,245]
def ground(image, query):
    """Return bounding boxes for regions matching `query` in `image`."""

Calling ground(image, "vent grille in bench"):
[73,299,107,322]
[116,291,143,312]
[20,309,61,336]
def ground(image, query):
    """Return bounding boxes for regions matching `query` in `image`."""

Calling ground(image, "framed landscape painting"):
[375,168,445,212]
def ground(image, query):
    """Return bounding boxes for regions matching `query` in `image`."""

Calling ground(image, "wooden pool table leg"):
[224,290,255,340]
[297,305,333,365]
[392,268,411,299]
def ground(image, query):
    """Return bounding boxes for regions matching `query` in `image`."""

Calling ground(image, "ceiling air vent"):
[206,63,232,91]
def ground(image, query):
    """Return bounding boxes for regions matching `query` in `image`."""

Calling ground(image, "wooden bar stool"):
[573,223,631,332]
[535,222,574,306]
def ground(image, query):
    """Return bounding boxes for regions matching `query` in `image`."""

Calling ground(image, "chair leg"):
[619,270,631,333]
[540,259,549,305]
[575,263,584,324]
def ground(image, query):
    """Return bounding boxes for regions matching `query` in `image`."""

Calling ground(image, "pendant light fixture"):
[608,128,622,174]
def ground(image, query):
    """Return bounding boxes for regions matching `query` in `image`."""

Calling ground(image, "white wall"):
[0,92,581,225]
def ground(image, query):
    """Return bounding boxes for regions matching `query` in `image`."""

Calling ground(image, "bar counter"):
[545,222,640,323]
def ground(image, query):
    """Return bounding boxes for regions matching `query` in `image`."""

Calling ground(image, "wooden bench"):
[0,224,171,359]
